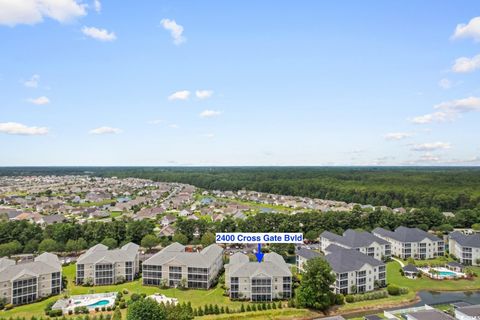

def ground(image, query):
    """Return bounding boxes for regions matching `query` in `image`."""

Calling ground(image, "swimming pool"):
[439,271,457,277]
[88,300,111,308]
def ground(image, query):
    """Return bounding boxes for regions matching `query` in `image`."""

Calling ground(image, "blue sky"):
[1,0,480,166]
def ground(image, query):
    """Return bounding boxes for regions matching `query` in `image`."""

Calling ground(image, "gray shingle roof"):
[406,309,455,320]
[372,226,441,243]
[457,304,480,317]
[321,229,389,248]
[77,242,139,264]
[450,231,480,248]
[324,244,384,273]
[143,243,223,268]
[296,247,322,260]
[0,252,61,282]
[227,252,291,278]
[402,264,418,273]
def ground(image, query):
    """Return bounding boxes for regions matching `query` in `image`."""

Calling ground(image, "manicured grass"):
[199,308,317,320]
[338,260,480,315]
[387,260,480,291]
[110,211,123,218]
[1,264,314,319]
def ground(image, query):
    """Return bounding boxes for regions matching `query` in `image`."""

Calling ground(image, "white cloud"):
[411,96,480,124]
[196,90,213,99]
[160,18,185,45]
[202,133,215,138]
[384,132,412,141]
[93,0,101,12]
[28,96,50,105]
[199,110,222,118]
[0,0,87,26]
[411,142,451,152]
[24,74,40,88]
[89,126,122,135]
[148,119,164,125]
[438,78,452,89]
[452,16,480,42]
[0,122,48,135]
[168,90,190,101]
[82,26,116,41]
[168,124,179,129]
[452,54,480,73]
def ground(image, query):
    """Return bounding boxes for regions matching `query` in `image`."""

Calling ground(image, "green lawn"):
[1,265,313,319]
[387,260,480,291]
[338,260,480,315]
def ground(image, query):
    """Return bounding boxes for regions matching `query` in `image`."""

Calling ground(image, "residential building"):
[449,231,480,266]
[142,242,223,289]
[0,252,62,305]
[225,252,292,301]
[76,242,140,285]
[455,304,480,320]
[320,229,391,261]
[324,244,386,295]
[296,247,322,272]
[372,227,444,259]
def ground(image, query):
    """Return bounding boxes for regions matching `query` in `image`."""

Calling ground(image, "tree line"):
[1,206,479,257]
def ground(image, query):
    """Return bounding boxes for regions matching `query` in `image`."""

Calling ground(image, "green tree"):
[101,237,118,249]
[38,239,59,253]
[172,233,188,245]
[141,234,160,252]
[0,240,22,257]
[23,239,39,253]
[296,257,336,311]
[200,232,215,247]
[127,298,167,320]
[305,230,319,242]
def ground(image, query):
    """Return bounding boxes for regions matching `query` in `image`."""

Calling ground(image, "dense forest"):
[1,207,479,257]
[2,167,479,211]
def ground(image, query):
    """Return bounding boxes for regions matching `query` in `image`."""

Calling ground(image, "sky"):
[1,0,480,166]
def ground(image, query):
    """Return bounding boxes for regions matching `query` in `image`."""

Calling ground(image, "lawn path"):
[392,257,405,267]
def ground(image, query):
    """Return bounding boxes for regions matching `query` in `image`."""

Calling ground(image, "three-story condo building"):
[372,226,444,259]
[225,252,292,301]
[0,252,62,305]
[76,242,140,285]
[449,231,480,266]
[324,244,386,294]
[320,229,391,261]
[142,242,223,289]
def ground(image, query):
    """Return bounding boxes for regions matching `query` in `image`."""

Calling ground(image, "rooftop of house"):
[227,252,291,278]
[450,231,480,248]
[324,244,384,273]
[372,226,441,243]
[296,247,322,260]
[77,242,139,264]
[406,309,455,320]
[321,229,389,248]
[143,242,223,268]
[0,252,61,282]
[456,304,480,317]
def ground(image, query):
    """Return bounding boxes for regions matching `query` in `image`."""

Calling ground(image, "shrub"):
[122,289,129,294]
[130,293,141,302]
[49,309,62,317]
[387,284,400,296]
[4,303,13,310]
[95,307,100,312]
[335,294,345,305]
[101,306,106,312]
[345,295,354,303]
[68,310,73,315]
[119,302,126,309]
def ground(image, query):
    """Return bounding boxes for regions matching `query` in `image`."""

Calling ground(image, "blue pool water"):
[439,271,456,277]
[88,300,110,307]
